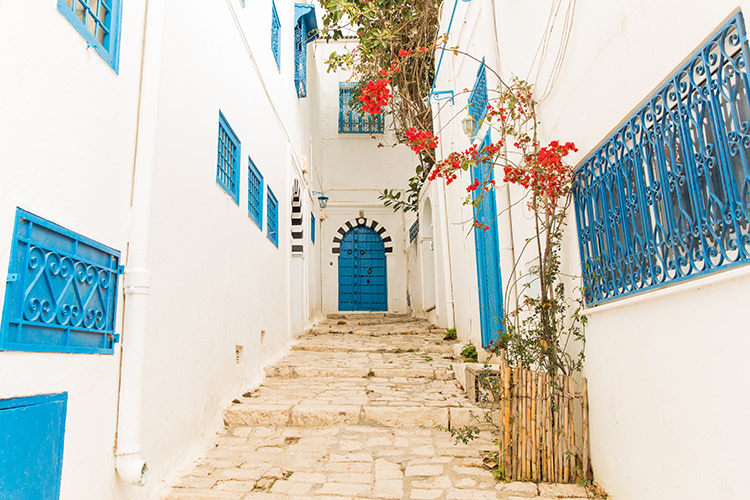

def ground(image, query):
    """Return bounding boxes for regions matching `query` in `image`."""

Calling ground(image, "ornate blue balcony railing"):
[573,13,750,306]
[1,209,121,354]
[339,82,385,134]
[271,0,281,70]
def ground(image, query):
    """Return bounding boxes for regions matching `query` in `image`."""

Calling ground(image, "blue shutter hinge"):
[117,265,125,275]
[6,273,18,282]
[108,333,121,344]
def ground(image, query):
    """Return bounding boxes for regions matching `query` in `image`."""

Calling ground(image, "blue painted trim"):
[429,0,472,103]
[56,0,122,73]
[267,188,279,247]
[1,208,121,355]
[0,392,68,411]
[573,13,750,306]
[217,111,241,205]
[247,156,264,230]
[294,4,319,42]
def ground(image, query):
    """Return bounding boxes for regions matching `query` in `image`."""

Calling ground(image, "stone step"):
[291,342,455,354]
[224,403,494,429]
[308,323,439,336]
[324,312,413,321]
[263,365,456,380]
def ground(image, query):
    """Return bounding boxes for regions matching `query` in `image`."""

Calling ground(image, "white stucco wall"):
[433,0,750,498]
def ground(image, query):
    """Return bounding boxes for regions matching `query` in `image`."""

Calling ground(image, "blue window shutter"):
[311,212,316,244]
[1,209,121,354]
[339,82,385,134]
[267,188,279,247]
[271,1,281,70]
[248,157,264,230]
[468,60,488,138]
[573,13,750,306]
[56,0,122,72]
[217,111,241,204]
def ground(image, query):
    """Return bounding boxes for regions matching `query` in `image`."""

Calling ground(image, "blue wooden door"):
[472,132,504,348]
[338,226,387,311]
[0,393,67,500]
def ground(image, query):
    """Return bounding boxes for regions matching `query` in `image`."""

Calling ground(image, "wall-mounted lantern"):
[461,115,476,137]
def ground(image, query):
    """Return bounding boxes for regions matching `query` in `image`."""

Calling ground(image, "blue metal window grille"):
[311,212,316,244]
[57,0,122,72]
[294,4,318,98]
[573,13,750,306]
[1,209,121,354]
[339,82,386,134]
[271,0,281,70]
[294,18,307,97]
[248,156,264,230]
[267,188,279,247]
[217,111,241,205]
[0,393,68,499]
[468,61,488,137]
[409,219,419,243]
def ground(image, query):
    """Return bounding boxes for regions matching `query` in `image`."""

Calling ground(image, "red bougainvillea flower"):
[358,79,391,115]
[503,140,578,204]
[404,128,439,154]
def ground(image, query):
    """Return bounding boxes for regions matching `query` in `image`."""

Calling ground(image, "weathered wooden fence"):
[474,356,591,483]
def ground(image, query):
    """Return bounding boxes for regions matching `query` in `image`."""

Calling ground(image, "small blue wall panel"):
[339,83,385,134]
[573,14,750,306]
[338,227,387,311]
[248,157,264,230]
[311,212,316,243]
[1,209,121,354]
[267,188,279,247]
[0,393,68,500]
[472,132,504,348]
[217,111,241,204]
[57,0,122,72]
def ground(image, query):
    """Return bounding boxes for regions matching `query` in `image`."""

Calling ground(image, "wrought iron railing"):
[294,18,307,98]
[338,82,385,134]
[573,13,750,306]
[409,219,419,243]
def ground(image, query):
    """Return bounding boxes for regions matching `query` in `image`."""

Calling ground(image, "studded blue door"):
[0,393,67,500]
[338,226,387,311]
[472,132,504,348]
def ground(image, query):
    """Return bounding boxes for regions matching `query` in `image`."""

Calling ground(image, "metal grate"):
[468,62,488,127]
[409,219,419,244]
[248,157,264,229]
[294,19,307,98]
[339,82,385,134]
[217,112,240,204]
[57,0,121,71]
[267,188,279,247]
[573,13,750,306]
[1,209,121,354]
[271,0,281,70]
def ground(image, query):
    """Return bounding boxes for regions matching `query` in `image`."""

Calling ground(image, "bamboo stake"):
[555,374,561,482]
[582,377,589,482]
[514,366,521,480]
[563,376,569,482]
[520,367,526,480]
[531,371,538,481]
[568,377,575,482]
[544,372,551,483]
[503,359,512,480]
[527,371,532,480]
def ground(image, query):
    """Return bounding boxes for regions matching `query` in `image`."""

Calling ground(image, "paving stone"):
[164,315,600,500]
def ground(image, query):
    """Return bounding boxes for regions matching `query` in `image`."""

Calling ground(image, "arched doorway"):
[421,197,436,311]
[338,226,387,311]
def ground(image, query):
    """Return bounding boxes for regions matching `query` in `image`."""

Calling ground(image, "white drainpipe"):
[115,0,165,486]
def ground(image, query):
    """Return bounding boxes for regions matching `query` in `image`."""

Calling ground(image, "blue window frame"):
[573,13,750,306]
[267,188,279,247]
[409,219,419,244]
[217,111,241,204]
[339,82,385,134]
[311,212,316,244]
[0,393,68,499]
[1,209,121,354]
[57,0,122,72]
[248,157,264,230]
[271,0,281,70]
[468,60,488,138]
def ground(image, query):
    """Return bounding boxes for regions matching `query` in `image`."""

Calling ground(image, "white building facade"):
[0,1,415,498]
[424,1,750,499]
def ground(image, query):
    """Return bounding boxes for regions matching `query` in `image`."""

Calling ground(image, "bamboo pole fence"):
[475,355,591,484]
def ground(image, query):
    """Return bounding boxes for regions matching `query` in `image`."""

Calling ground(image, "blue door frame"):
[338,226,387,311]
[472,132,504,348]
[0,392,68,500]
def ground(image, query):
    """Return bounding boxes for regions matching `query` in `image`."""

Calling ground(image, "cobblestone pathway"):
[164,314,598,500]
